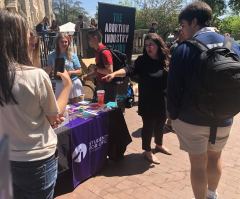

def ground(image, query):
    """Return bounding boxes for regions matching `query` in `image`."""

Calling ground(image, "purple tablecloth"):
[55,108,132,190]
[69,112,109,188]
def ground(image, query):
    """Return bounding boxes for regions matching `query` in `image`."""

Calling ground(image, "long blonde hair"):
[29,30,41,67]
[55,33,72,60]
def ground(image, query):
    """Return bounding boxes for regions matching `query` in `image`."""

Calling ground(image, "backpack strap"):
[99,47,109,54]
[209,126,217,144]
[188,37,233,52]
[99,47,123,65]
[185,39,221,145]
[184,39,209,52]
[111,50,123,63]
[98,47,109,68]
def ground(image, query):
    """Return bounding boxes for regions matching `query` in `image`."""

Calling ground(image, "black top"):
[124,55,167,117]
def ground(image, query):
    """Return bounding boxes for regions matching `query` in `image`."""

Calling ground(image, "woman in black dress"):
[103,33,171,164]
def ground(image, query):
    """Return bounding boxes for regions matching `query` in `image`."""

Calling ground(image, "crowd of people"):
[35,14,98,37]
[0,1,240,199]
[35,14,98,62]
[33,15,99,103]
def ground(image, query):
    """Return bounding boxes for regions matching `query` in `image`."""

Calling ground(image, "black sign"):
[98,3,136,63]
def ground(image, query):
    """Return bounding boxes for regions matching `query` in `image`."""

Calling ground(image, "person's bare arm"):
[102,68,126,82]
[46,70,72,127]
[68,68,82,77]
[56,70,72,114]
[82,70,97,81]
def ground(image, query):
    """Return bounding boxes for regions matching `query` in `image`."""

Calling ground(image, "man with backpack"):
[167,2,240,199]
[83,29,120,103]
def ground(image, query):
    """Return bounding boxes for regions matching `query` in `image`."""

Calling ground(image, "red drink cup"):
[97,90,105,106]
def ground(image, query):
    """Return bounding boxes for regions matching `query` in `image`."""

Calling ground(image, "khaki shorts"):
[172,119,231,154]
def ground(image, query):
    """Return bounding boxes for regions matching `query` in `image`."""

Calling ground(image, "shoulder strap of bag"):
[184,38,209,52]
[99,47,123,65]
[98,47,109,67]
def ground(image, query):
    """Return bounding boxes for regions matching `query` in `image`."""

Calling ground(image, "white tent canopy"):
[59,22,75,34]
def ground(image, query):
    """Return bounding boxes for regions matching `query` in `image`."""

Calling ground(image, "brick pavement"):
[55,106,240,199]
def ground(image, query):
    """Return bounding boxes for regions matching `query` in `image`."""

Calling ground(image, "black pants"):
[142,114,166,151]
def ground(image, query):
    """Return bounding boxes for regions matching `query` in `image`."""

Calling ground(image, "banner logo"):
[89,135,108,153]
[72,143,87,163]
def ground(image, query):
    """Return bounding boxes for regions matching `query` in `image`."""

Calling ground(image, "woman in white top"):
[0,10,72,199]
[47,33,84,104]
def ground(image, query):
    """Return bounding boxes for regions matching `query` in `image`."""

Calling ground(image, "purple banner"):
[70,113,109,188]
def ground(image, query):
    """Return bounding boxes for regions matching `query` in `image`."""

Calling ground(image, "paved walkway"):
[56,106,240,199]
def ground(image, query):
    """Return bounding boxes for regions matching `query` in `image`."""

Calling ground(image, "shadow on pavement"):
[54,170,74,197]
[131,128,142,138]
[131,126,173,139]
[54,153,154,197]
[100,153,154,177]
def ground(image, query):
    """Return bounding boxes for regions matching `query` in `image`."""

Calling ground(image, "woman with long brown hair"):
[103,33,171,164]
[0,10,72,198]
[47,33,83,103]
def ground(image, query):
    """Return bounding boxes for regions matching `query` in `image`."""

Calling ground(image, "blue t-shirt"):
[47,51,81,81]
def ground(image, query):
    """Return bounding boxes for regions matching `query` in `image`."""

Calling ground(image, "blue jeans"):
[11,154,58,199]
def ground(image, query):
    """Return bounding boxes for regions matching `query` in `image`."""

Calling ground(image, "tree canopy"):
[199,0,225,27]
[219,16,240,40]
[53,0,88,25]
[201,0,226,17]
[229,0,240,15]
[51,0,240,41]
[133,0,183,38]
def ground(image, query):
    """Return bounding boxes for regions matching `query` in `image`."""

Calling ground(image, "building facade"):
[1,0,53,27]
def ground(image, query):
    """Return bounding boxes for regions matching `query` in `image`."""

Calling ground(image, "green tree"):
[53,0,88,25]
[119,0,134,7]
[219,16,240,40]
[201,0,226,26]
[133,0,183,38]
[201,0,226,17]
[229,0,240,15]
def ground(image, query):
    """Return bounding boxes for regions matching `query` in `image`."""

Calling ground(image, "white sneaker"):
[207,190,218,199]
[191,190,218,199]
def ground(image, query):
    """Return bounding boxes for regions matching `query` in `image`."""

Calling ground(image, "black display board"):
[98,3,136,63]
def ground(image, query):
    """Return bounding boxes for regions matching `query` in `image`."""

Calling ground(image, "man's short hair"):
[78,14,83,19]
[87,29,102,42]
[179,1,212,27]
